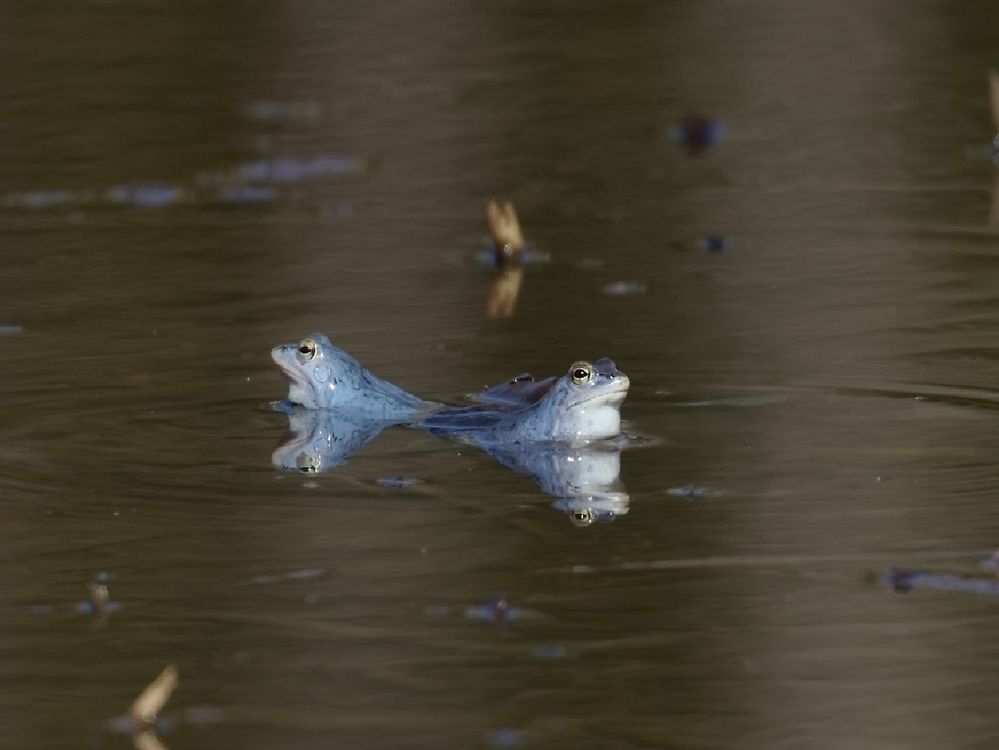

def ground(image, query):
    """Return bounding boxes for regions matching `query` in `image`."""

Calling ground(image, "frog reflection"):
[271,408,629,525]
[271,407,393,473]
[483,440,629,525]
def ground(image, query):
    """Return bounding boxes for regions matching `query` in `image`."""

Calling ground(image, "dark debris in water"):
[697,235,730,253]
[667,484,705,500]
[464,594,526,624]
[426,594,532,626]
[376,475,423,490]
[669,113,724,155]
[883,566,999,597]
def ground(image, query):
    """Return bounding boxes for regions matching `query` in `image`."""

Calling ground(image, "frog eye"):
[297,338,318,362]
[569,361,592,386]
[570,508,596,527]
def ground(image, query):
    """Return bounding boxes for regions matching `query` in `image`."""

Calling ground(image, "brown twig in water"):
[486,199,524,267]
[88,581,110,609]
[485,200,526,317]
[87,580,115,629]
[131,665,178,730]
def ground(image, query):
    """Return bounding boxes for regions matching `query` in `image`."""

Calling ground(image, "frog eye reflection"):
[570,362,592,386]
[297,338,317,362]
[296,453,319,473]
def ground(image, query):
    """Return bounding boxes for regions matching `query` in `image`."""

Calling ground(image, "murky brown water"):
[4,2,999,748]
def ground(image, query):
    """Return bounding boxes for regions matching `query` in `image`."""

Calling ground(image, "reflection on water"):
[484,440,629,525]
[485,266,525,319]
[272,406,629,525]
[271,407,394,473]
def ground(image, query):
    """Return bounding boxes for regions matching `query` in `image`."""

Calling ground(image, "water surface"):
[4,2,999,748]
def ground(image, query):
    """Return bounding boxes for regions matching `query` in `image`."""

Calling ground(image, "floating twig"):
[486,200,525,267]
[88,582,110,610]
[130,665,178,730]
[485,200,527,317]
